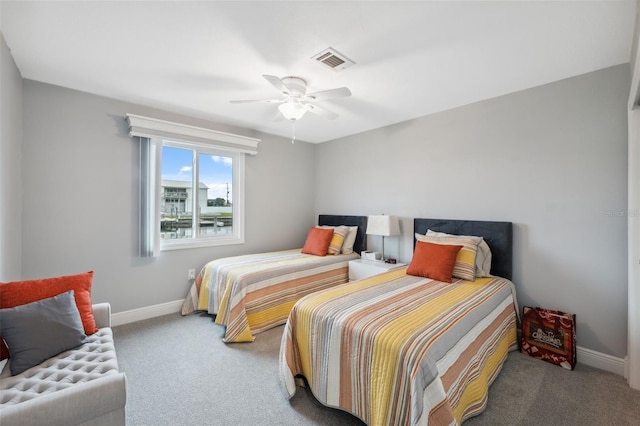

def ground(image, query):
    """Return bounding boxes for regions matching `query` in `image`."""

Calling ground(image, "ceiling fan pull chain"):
[291,121,296,144]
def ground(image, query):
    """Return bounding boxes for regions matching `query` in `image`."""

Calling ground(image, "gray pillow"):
[0,290,87,375]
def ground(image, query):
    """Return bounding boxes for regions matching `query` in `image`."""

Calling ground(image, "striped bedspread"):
[279,267,518,425]
[181,249,359,343]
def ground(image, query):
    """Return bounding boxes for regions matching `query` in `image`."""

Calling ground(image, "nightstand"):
[348,259,406,281]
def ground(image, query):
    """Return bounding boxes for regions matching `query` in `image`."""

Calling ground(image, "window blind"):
[138,137,158,257]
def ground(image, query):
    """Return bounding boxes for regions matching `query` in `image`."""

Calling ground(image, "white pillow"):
[425,229,492,277]
[341,226,358,254]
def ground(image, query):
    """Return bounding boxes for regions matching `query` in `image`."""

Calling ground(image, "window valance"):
[125,113,260,155]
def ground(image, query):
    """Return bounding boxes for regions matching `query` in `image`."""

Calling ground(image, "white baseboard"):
[111,299,184,327]
[577,345,626,376]
[112,302,628,378]
[518,328,626,377]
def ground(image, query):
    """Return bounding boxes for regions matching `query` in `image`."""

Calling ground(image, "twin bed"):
[279,218,518,425]
[181,215,368,343]
[182,216,518,424]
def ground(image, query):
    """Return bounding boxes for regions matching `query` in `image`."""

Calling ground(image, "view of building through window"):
[160,145,233,239]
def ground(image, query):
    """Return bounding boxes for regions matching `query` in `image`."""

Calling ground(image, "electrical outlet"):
[188,269,196,280]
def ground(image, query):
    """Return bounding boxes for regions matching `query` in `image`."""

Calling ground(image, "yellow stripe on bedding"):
[453,325,516,423]
[225,325,255,343]
[246,301,296,327]
[197,268,213,311]
[370,281,486,426]
[305,267,408,305]
[215,272,240,325]
[457,248,476,265]
[296,268,409,382]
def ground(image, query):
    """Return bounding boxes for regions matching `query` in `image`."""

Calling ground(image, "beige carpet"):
[113,312,640,425]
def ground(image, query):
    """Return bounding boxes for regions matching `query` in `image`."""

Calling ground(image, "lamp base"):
[381,235,387,262]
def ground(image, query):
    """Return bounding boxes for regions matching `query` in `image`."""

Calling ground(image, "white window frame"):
[126,114,259,256]
[157,138,245,251]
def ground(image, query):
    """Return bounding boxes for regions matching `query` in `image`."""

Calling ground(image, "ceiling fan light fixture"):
[279,101,307,121]
[231,74,351,124]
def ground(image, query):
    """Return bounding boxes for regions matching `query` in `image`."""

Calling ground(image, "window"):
[159,140,242,250]
[126,114,259,256]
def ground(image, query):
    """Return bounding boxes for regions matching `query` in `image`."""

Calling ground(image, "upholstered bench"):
[0,303,127,426]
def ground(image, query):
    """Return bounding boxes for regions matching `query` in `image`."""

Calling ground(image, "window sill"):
[160,236,244,251]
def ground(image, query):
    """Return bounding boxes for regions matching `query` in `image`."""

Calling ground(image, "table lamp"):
[366,215,400,261]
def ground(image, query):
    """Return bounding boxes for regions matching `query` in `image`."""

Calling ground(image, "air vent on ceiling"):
[311,47,355,72]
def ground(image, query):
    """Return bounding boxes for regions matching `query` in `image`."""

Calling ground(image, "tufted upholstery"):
[0,303,127,426]
[0,328,119,405]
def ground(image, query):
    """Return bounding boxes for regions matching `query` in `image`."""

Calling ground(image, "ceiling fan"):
[230,75,351,121]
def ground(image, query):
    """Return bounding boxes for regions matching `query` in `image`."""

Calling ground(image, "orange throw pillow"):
[301,227,334,256]
[0,271,97,360]
[406,241,463,283]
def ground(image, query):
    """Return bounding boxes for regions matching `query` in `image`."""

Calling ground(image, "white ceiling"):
[1,1,636,144]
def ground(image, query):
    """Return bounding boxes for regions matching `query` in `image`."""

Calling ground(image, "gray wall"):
[315,64,630,358]
[2,35,630,360]
[20,80,316,312]
[0,33,23,282]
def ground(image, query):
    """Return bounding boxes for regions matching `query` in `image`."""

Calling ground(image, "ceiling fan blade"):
[229,98,284,104]
[305,103,338,120]
[263,75,291,95]
[305,87,351,101]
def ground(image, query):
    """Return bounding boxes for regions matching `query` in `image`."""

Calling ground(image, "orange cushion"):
[301,227,334,256]
[0,271,97,360]
[406,241,463,283]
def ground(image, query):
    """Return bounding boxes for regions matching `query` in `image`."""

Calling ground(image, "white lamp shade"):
[366,215,400,236]
[279,102,307,121]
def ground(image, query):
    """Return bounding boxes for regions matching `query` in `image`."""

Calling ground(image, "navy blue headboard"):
[318,215,368,254]
[413,218,513,280]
